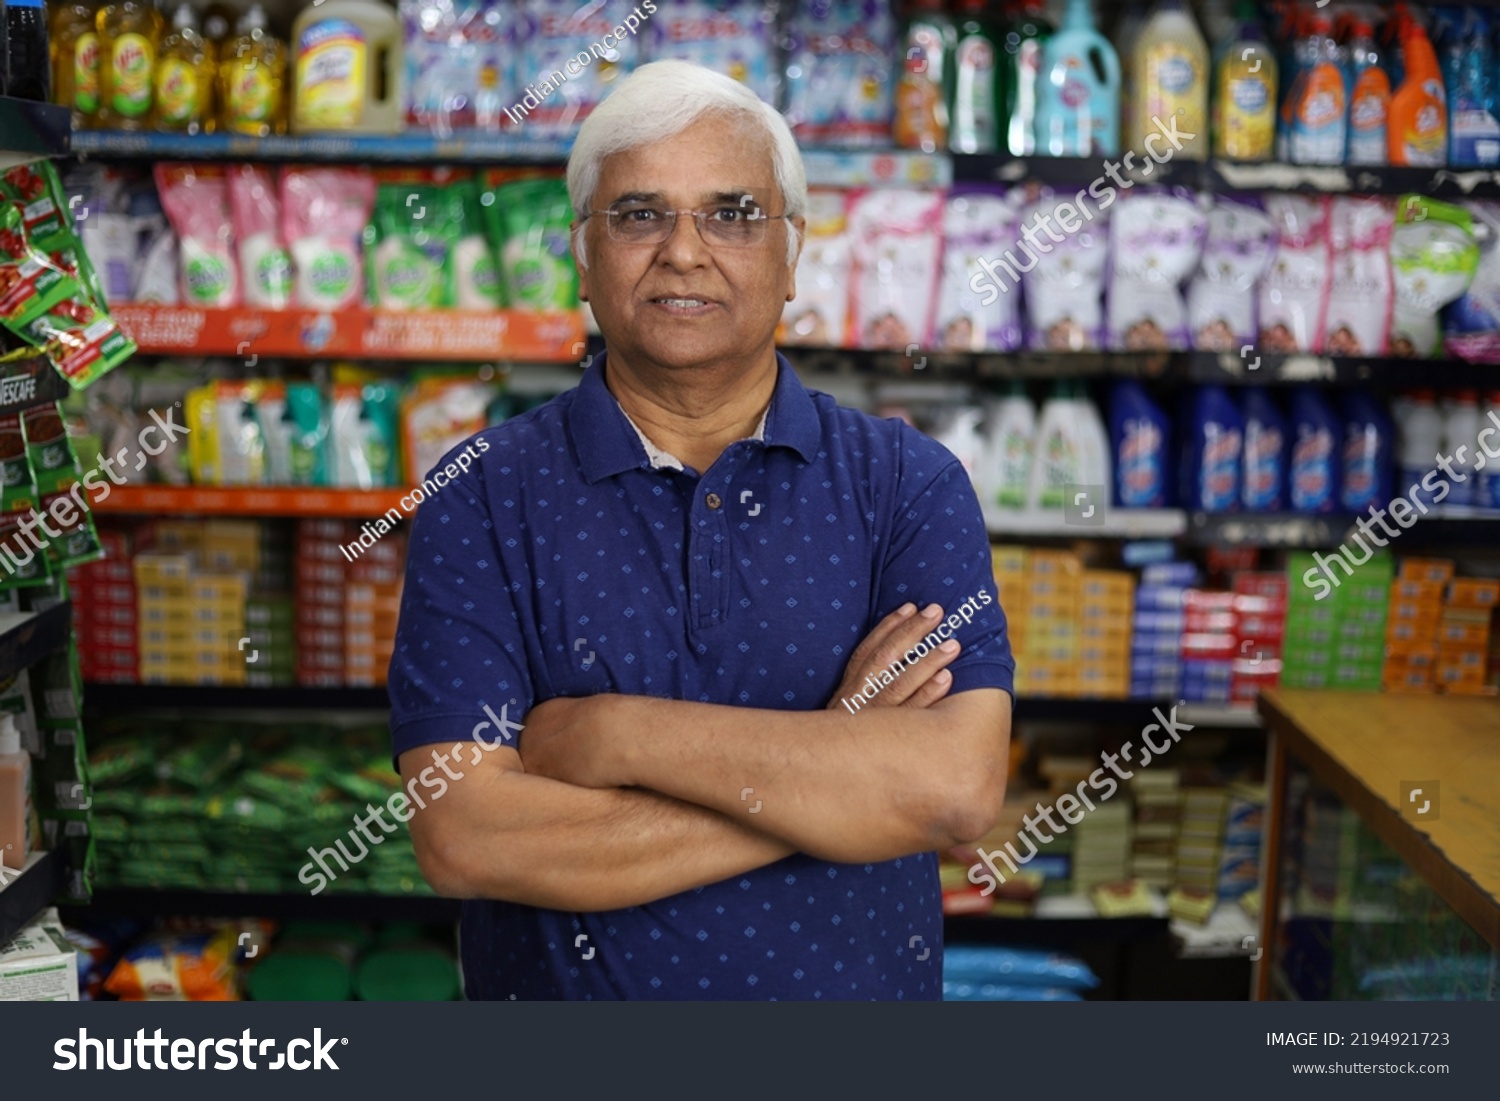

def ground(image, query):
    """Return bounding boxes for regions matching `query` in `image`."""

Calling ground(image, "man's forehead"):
[601,184,777,204]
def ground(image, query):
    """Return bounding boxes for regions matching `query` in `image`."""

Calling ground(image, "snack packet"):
[0,203,80,330]
[281,168,377,311]
[366,179,460,311]
[227,165,293,309]
[1187,197,1275,352]
[402,375,491,484]
[1107,189,1208,351]
[1257,195,1332,353]
[780,189,853,347]
[154,164,239,309]
[1389,196,1480,358]
[848,188,944,350]
[1322,197,1395,357]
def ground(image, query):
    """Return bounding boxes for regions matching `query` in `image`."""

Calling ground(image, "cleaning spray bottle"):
[1388,19,1447,166]
[1346,17,1390,165]
[1180,385,1242,511]
[1285,12,1347,165]
[1110,379,1170,507]
[1288,386,1341,513]
[1340,390,1393,513]
[1239,388,1287,512]
[1035,0,1120,156]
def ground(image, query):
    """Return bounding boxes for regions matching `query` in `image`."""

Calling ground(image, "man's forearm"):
[413,763,796,912]
[605,692,1009,864]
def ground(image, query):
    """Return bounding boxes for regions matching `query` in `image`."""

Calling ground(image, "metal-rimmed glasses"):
[585,199,788,248]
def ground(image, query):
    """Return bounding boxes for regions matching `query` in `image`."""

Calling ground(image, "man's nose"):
[656,211,712,267]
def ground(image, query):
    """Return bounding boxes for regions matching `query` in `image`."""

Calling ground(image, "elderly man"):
[390,59,1014,1001]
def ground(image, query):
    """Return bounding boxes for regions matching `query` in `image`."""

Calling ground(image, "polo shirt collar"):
[570,351,820,483]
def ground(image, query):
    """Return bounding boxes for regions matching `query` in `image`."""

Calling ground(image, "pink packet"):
[154,163,240,309]
[1322,196,1395,357]
[847,188,944,351]
[279,168,377,311]
[228,165,293,310]
[1257,195,1332,353]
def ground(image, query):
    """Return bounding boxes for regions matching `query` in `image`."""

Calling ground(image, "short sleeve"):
[880,447,1015,702]
[388,442,535,762]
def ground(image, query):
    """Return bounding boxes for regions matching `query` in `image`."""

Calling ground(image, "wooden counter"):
[1254,689,1500,998]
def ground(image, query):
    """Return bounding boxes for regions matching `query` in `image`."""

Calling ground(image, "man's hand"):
[826,602,961,711]
[518,695,620,788]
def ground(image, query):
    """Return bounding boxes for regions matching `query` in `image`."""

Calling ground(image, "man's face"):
[575,114,803,373]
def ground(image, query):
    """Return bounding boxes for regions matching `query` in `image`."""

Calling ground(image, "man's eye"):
[713,205,759,223]
[617,207,663,223]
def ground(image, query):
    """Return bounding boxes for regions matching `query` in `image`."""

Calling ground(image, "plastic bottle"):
[1285,13,1347,165]
[950,0,1002,154]
[1340,391,1393,513]
[1345,18,1390,166]
[219,3,285,137]
[1115,1,1148,164]
[1239,388,1286,512]
[290,0,403,134]
[1388,21,1447,167]
[1110,379,1170,508]
[1480,389,1500,510]
[1075,383,1111,495]
[894,0,954,153]
[1180,385,1242,511]
[6,0,49,101]
[1035,0,1119,156]
[151,3,213,134]
[1212,2,1276,161]
[1441,390,1482,507]
[1398,390,1443,511]
[1131,0,1209,162]
[932,407,986,482]
[49,0,100,127]
[1445,9,1500,168]
[96,0,160,130]
[984,382,1036,509]
[0,714,32,871]
[1288,387,1340,514]
[1002,0,1051,155]
[1029,381,1083,510]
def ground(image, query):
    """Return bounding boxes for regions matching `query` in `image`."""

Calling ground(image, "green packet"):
[365,183,458,310]
[0,164,67,247]
[0,202,80,331]
[157,735,244,791]
[480,175,578,311]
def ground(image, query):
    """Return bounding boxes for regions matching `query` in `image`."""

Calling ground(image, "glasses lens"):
[607,205,671,243]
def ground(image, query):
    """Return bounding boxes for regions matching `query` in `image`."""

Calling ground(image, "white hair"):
[568,60,807,268]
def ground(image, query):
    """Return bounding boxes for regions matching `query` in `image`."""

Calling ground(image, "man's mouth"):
[651,297,713,308]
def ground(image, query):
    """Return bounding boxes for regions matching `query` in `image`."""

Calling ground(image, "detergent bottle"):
[983,382,1036,510]
[1212,1,1276,160]
[1075,384,1111,494]
[291,0,403,134]
[1288,386,1341,514]
[1180,385,1242,512]
[1131,0,1209,161]
[1388,20,1447,166]
[1110,379,1170,508]
[894,0,955,153]
[1002,0,1052,155]
[1035,0,1119,156]
[1030,381,1084,511]
[1345,17,1390,165]
[1285,12,1347,165]
[1239,388,1287,512]
[950,0,1002,153]
[1340,390,1393,513]
[1444,8,1500,167]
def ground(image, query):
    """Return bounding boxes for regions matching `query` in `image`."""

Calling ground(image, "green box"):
[1333,640,1386,664]
[1283,644,1334,668]
[1283,667,1333,689]
[1336,618,1387,643]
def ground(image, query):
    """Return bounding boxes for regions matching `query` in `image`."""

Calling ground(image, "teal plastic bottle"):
[1035,0,1120,155]
[1002,0,1053,155]
[950,0,1003,153]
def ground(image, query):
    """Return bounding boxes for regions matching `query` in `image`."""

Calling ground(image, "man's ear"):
[571,221,591,301]
[784,216,805,301]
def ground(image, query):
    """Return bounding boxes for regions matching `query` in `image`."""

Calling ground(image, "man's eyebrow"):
[606,190,666,205]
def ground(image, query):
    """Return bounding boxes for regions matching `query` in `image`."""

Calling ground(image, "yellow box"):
[1081,570,1134,598]
[136,582,191,603]
[138,604,194,625]
[991,545,1028,572]
[1447,578,1500,608]
[1028,551,1083,578]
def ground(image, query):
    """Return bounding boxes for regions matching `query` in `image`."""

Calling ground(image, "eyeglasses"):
[586,199,788,248]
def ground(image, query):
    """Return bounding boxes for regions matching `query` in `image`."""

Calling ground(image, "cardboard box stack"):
[346,533,404,687]
[995,547,1082,698]
[1071,800,1133,893]
[296,519,348,687]
[296,519,406,688]
[1229,572,1287,706]
[1284,551,1392,690]
[69,530,137,684]
[1435,573,1498,695]
[1130,769,1181,890]
[1078,570,1133,699]
[1131,561,1196,700]
[1175,786,1229,900]
[1383,558,1448,693]
[1182,590,1236,703]
[1218,782,1265,900]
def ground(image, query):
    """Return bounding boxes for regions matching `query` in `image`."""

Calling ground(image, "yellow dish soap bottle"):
[96,0,162,130]
[50,1,102,128]
[152,3,215,133]
[290,0,403,134]
[220,3,287,137]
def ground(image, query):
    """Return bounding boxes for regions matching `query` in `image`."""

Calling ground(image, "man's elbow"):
[938,772,1008,846]
[410,820,479,898]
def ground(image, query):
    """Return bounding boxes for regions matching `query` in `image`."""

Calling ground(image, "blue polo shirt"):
[389,352,1014,1000]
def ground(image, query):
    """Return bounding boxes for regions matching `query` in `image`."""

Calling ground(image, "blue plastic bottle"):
[1180,385,1242,511]
[1445,9,1500,167]
[1035,0,1121,156]
[1110,379,1170,507]
[1288,386,1341,513]
[1239,388,1287,512]
[1340,391,1393,514]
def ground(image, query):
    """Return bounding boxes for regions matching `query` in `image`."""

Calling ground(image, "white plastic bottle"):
[1442,389,1481,507]
[983,383,1037,510]
[0,714,33,871]
[1029,381,1083,511]
[1074,385,1113,495]
[1398,389,1444,512]
[932,407,987,482]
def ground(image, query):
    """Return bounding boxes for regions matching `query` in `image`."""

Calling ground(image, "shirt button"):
[706,493,722,509]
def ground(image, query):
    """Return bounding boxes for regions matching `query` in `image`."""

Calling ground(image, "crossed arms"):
[399,602,1011,912]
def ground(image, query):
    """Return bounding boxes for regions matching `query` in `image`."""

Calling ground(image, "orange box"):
[1399,558,1455,585]
[1440,680,1498,696]
[1386,619,1439,644]
[1028,551,1083,579]
[1438,619,1491,648]
[1383,641,1436,665]
[1388,598,1442,622]
[1447,578,1500,608]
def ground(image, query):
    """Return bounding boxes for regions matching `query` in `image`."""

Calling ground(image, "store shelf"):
[1183,350,1500,385]
[984,505,1186,540]
[0,97,71,170]
[1186,511,1500,549]
[93,485,409,518]
[112,303,583,362]
[71,128,571,164]
[75,887,459,924]
[952,151,1197,189]
[1018,696,1262,728]
[0,850,72,947]
[83,683,390,711]
[0,602,73,685]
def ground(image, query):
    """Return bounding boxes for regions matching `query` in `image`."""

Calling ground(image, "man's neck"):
[603,350,780,474]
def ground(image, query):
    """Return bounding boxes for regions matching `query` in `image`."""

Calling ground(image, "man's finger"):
[847,602,918,668]
[882,638,960,706]
[902,667,953,708]
[861,603,945,675]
